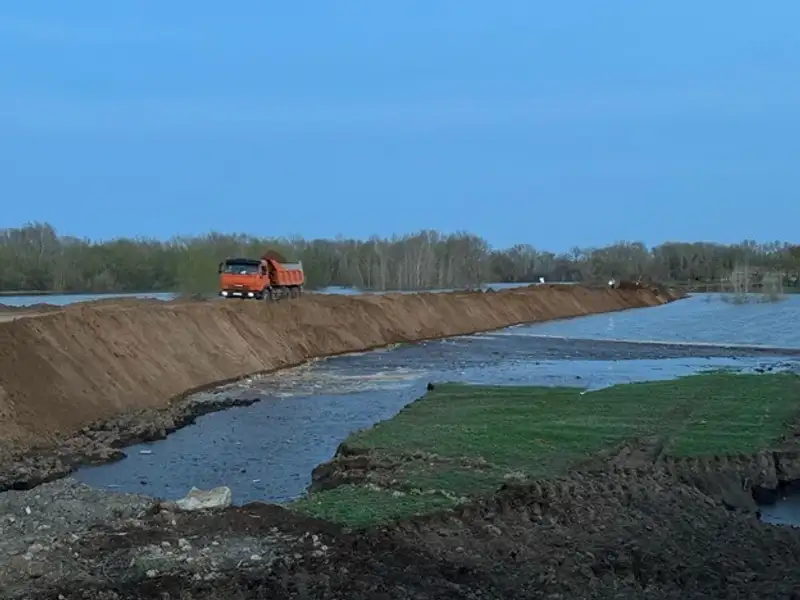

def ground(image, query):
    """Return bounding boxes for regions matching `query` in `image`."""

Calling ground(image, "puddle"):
[760,494,800,528]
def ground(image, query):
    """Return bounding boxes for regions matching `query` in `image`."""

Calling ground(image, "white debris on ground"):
[130,532,306,581]
[175,486,232,511]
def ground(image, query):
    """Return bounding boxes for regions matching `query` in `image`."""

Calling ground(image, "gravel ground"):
[0,479,155,595]
[0,479,321,599]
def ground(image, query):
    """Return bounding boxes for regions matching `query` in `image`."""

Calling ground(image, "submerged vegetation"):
[1,221,800,293]
[716,264,787,304]
[291,372,800,526]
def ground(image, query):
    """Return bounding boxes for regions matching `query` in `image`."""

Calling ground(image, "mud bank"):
[0,285,680,487]
[0,394,262,492]
[311,443,800,514]
[6,460,800,597]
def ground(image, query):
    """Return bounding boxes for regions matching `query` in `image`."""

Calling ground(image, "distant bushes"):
[1,222,799,294]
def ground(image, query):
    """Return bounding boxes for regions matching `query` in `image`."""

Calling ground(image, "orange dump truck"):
[218,253,305,300]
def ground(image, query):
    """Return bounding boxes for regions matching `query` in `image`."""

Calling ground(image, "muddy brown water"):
[73,294,800,510]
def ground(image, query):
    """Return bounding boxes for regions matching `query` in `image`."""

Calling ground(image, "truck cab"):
[218,258,269,299]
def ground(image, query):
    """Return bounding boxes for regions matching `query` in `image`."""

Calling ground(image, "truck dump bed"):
[266,259,304,287]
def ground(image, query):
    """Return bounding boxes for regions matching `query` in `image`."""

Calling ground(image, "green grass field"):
[290,372,800,527]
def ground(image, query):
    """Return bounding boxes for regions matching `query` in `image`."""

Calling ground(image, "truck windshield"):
[222,263,260,275]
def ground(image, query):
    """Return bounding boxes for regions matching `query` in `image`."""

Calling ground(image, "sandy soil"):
[0,303,59,322]
[0,314,31,323]
[0,285,680,464]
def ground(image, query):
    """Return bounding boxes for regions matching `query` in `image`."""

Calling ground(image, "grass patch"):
[290,485,459,529]
[291,372,800,526]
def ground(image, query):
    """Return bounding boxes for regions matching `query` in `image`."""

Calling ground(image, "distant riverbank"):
[0,290,173,297]
[0,283,539,308]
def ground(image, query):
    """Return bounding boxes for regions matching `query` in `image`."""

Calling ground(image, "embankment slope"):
[0,285,681,455]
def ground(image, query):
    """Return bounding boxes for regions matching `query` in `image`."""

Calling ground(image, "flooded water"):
[0,292,176,307]
[0,282,533,308]
[517,293,800,349]
[760,495,800,527]
[74,294,800,505]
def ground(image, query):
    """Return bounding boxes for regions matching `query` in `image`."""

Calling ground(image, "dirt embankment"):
[0,285,681,486]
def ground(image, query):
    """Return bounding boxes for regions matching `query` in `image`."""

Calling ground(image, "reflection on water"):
[513,293,800,349]
[760,495,800,528]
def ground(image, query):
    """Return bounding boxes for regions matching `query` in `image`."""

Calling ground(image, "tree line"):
[0,222,798,294]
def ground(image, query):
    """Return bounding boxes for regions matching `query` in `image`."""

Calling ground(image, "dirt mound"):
[0,285,681,458]
[261,249,290,262]
[13,468,800,599]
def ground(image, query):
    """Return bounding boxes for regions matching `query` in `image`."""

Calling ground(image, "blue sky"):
[1,1,799,251]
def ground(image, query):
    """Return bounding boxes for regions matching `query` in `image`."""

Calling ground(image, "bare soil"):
[5,453,800,598]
